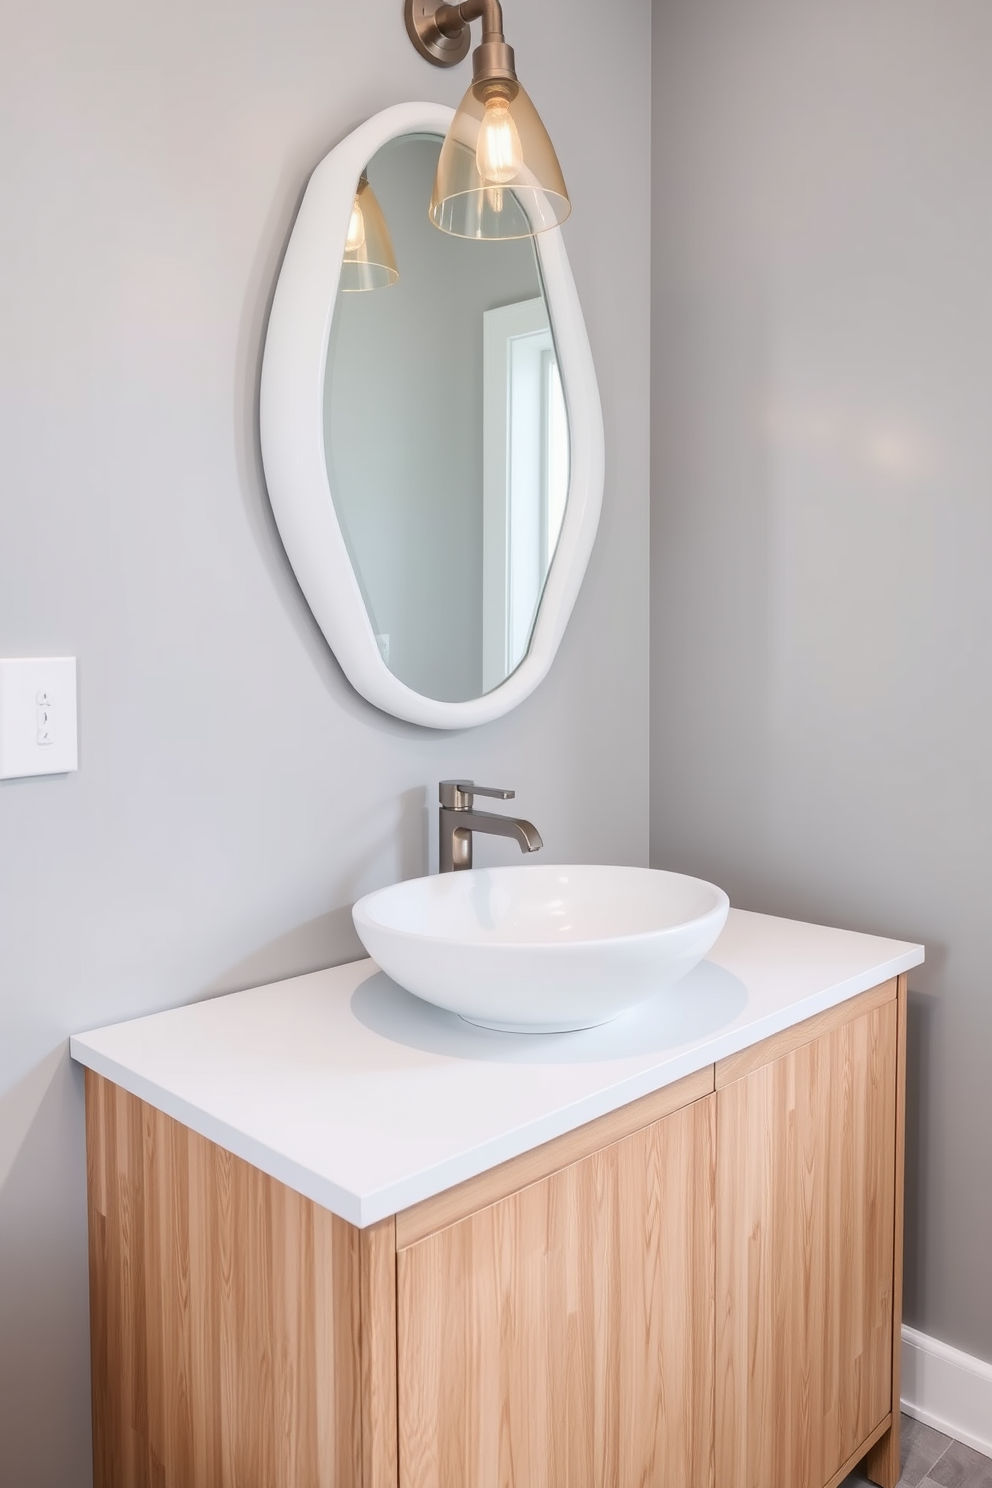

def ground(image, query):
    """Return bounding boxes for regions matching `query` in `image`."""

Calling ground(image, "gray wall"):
[0,1,651,1482]
[652,0,992,1365]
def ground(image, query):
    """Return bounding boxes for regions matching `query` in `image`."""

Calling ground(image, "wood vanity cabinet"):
[84,975,906,1488]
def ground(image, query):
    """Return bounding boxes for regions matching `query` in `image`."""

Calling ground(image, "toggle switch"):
[36,700,55,745]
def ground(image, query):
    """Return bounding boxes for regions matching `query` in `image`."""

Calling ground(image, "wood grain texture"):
[359,1219,398,1488]
[715,978,897,1088]
[396,1064,714,1248]
[865,973,909,1488]
[715,998,898,1488]
[397,1095,716,1488]
[85,1070,363,1488]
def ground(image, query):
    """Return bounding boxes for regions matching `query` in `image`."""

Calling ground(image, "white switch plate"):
[0,658,78,780]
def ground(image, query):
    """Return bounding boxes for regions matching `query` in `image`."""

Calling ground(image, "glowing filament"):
[476,98,523,187]
[346,198,366,253]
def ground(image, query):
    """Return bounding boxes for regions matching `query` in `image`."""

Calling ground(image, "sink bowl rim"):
[353,863,730,953]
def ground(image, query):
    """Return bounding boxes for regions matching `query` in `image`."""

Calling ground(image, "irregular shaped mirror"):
[260,104,603,729]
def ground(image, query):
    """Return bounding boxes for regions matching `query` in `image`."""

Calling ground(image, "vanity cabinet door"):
[396,1095,716,1488]
[715,984,902,1488]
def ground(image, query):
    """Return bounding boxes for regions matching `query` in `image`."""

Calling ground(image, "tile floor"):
[842,1415,992,1488]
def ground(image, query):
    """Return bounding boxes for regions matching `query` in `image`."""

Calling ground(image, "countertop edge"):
[69,1037,367,1226]
[70,941,924,1229]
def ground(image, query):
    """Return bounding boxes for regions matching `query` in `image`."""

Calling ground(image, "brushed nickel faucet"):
[438,780,543,873]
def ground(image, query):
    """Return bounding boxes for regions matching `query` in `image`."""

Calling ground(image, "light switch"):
[0,658,78,780]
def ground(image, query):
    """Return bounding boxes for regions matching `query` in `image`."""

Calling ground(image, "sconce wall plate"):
[405,0,472,66]
[260,103,604,729]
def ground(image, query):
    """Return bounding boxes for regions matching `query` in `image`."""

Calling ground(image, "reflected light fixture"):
[405,0,571,240]
[340,173,399,291]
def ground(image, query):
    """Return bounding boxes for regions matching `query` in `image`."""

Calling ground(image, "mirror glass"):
[324,134,569,705]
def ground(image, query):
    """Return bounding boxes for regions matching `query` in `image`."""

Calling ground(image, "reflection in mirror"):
[324,133,569,705]
[340,173,398,292]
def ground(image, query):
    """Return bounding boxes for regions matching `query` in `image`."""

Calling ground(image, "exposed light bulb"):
[346,197,366,253]
[476,97,523,187]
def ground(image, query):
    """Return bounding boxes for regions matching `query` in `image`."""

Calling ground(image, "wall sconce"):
[405,0,571,240]
[340,173,399,291]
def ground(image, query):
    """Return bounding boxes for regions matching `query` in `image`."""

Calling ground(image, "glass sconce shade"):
[340,177,399,291]
[430,79,571,240]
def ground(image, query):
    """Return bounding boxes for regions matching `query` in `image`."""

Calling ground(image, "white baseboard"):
[902,1324,992,1460]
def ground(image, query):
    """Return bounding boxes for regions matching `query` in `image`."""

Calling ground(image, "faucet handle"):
[439,780,515,810]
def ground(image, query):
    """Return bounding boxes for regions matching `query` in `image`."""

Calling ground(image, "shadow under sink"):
[351,959,748,1066]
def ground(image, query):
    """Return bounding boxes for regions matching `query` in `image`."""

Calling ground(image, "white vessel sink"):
[352,864,730,1033]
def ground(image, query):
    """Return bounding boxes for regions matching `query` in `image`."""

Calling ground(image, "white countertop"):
[70,908,924,1228]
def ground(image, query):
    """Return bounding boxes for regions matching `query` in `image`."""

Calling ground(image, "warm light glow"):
[346,198,366,253]
[430,76,571,238]
[476,97,523,186]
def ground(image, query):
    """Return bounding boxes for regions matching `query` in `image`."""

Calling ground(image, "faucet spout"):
[438,780,543,872]
[461,809,543,853]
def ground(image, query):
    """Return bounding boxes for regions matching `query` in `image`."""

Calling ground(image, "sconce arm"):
[433,0,504,43]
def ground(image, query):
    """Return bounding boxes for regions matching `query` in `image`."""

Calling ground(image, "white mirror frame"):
[260,102,604,729]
